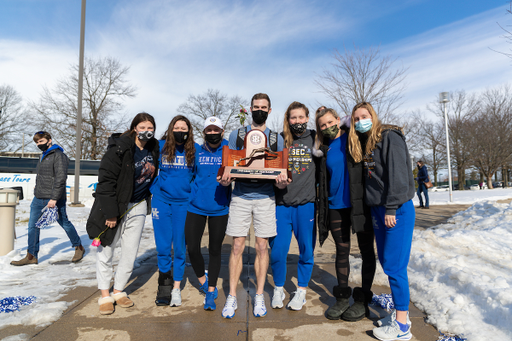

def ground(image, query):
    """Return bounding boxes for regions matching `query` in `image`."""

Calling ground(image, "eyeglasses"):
[34,131,45,136]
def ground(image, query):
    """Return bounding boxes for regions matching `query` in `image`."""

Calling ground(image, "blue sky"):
[1,0,511,136]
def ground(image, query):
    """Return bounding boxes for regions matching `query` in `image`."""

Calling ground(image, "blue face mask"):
[355,118,372,133]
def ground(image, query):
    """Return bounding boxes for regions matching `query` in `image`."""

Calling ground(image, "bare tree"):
[177,89,247,140]
[468,85,512,188]
[428,90,479,189]
[0,85,27,152]
[496,1,512,60]
[315,45,408,123]
[30,57,136,160]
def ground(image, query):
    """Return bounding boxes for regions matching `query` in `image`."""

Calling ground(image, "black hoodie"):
[362,127,415,215]
[86,133,159,246]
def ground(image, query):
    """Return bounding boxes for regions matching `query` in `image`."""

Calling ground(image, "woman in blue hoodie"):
[185,116,230,311]
[151,115,195,307]
[349,102,415,341]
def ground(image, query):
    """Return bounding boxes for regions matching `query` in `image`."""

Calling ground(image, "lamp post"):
[439,92,453,202]
[71,0,86,207]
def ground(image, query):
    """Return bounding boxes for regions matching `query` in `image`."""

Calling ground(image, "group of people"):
[11,93,417,341]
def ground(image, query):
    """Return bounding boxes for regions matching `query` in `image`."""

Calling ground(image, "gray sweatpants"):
[96,201,147,291]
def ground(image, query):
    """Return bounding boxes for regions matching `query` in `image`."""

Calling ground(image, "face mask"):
[204,133,222,145]
[289,122,307,136]
[355,119,372,133]
[173,131,188,144]
[137,131,154,142]
[252,110,268,125]
[37,142,50,152]
[321,125,339,139]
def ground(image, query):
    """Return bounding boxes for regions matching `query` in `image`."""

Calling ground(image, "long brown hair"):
[123,112,156,139]
[282,101,309,148]
[348,102,383,163]
[161,115,195,166]
[314,108,339,149]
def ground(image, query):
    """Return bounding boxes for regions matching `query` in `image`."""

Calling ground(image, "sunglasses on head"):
[34,131,45,136]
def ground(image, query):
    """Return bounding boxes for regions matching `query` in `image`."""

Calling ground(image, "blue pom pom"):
[0,296,37,313]
[370,293,395,311]
[438,332,467,341]
[36,206,59,229]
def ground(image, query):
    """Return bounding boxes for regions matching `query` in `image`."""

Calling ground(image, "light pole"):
[71,0,86,207]
[439,92,453,202]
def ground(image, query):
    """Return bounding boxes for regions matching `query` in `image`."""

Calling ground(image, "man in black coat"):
[11,131,84,266]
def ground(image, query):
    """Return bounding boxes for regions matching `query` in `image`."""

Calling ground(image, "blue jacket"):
[416,165,429,184]
[150,140,194,203]
[188,140,231,216]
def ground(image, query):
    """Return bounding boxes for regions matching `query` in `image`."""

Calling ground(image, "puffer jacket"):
[316,131,373,246]
[86,133,159,246]
[34,145,69,200]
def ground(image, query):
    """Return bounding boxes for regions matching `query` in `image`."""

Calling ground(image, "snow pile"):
[413,187,512,205]
[409,201,512,341]
[0,199,156,329]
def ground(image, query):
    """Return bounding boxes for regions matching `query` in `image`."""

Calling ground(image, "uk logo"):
[152,208,159,219]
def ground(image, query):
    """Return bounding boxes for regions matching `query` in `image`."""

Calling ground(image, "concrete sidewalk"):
[0,205,463,341]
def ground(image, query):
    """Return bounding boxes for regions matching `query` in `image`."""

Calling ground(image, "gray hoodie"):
[362,127,415,215]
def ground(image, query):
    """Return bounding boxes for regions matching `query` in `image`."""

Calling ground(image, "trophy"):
[217,129,291,182]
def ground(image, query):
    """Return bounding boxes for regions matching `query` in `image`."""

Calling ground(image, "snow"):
[2,189,512,341]
[413,187,512,205]
[0,199,156,330]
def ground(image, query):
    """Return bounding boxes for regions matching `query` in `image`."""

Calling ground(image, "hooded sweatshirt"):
[362,127,415,215]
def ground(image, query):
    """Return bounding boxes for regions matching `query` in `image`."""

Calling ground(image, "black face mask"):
[173,131,188,144]
[205,133,222,145]
[137,131,154,142]
[289,122,307,136]
[37,142,50,152]
[252,110,268,125]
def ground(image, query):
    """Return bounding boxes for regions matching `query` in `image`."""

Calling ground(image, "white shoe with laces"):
[373,320,412,341]
[287,288,307,311]
[222,295,237,319]
[253,294,267,317]
[271,286,285,309]
[170,288,182,307]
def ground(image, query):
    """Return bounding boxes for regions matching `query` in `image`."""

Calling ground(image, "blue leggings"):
[371,200,415,311]
[151,196,188,281]
[269,202,316,288]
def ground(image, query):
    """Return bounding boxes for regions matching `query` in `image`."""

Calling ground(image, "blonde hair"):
[314,108,340,148]
[282,101,309,148]
[348,102,383,163]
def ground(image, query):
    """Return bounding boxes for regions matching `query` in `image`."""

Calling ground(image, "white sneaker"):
[377,310,411,327]
[170,288,182,307]
[253,294,267,317]
[222,295,237,319]
[287,288,307,311]
[373,320,412,341]
[271,286,285,309]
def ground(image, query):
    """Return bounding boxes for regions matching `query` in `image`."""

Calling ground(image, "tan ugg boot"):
[98,296,115,315]
[112,292,134,308]
[71,245,85,263]
[10,253,38,266]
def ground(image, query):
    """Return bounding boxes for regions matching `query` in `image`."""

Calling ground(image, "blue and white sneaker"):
[222,295,237,318]
[373,320,412,341]
[253,294,267,317]
[204,291,216,311]
[377,310,411,327]
[199,272,218,299]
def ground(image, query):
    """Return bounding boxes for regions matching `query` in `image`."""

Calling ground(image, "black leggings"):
[184,212,228,288]
[329,208,376,292]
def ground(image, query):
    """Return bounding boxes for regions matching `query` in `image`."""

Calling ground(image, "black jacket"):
[34,145,69,200]
[316,132,373,246]
[416,165,429,184]
[86,133,159,246]
[362,127,415,215]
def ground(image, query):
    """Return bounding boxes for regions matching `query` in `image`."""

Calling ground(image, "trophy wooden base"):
[218,166,288,183]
